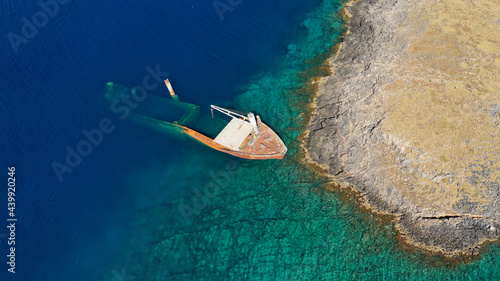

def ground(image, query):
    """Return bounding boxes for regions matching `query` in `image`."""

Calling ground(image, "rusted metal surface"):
[178,120,287,160]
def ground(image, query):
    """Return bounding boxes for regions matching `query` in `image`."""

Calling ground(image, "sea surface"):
[1,0,499,280]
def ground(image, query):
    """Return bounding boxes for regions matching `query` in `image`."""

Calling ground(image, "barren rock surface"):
[304,0,500,256]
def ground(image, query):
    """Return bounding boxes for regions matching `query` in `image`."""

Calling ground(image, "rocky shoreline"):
[303,0,500,257]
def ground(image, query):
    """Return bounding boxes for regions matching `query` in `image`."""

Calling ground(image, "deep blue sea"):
[1,0,499,280]
[1,1,327,279]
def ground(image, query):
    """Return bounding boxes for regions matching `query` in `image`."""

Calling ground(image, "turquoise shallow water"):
[108,1,500,280]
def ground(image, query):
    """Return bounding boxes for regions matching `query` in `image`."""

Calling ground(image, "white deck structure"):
[214,118,253,151]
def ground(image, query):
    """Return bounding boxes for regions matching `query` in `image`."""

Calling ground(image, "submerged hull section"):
[105,82,287,159]
[179,121,287,160]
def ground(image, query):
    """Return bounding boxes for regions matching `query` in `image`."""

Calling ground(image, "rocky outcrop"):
[304,0,500,257]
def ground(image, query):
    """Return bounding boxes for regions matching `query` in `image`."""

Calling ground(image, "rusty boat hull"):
[105,81,287,160]
[178,121,287,160]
